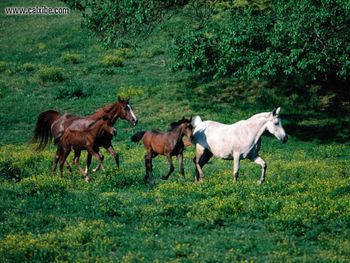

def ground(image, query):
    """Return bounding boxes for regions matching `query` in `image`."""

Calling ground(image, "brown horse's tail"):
[32,110,61,150]
[131,131,145,142]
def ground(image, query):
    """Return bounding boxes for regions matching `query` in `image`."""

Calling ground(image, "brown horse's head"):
[115,97,138,126]
[91,97,138,126]
[170,117,193,139]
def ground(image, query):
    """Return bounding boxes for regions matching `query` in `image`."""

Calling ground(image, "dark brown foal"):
[51,116,116,181]
[131,117,193,186]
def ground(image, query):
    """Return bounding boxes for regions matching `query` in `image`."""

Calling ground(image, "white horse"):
[192,107,288,184]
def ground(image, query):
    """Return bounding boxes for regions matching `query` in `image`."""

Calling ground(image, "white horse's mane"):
[247,112,270,120]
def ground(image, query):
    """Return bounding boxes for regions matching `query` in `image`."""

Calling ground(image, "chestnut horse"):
[33,98,138,170]
[52,116,116,181]
[131,117,193,186]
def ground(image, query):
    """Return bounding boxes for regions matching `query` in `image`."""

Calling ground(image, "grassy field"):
[1,1,349,262]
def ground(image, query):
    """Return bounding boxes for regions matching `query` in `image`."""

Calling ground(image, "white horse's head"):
[266,107,288,143]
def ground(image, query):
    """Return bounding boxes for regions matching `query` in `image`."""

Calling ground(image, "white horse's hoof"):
[257,180,264,185]
[85,176,91,182]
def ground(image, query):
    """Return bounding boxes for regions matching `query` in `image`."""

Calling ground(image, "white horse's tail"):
[191,115,202,128]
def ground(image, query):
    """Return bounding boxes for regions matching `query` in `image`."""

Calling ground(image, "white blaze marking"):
[128,104,137,121]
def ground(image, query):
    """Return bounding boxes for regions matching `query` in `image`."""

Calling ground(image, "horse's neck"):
[244,116,268,144]
[88,122,104,138]
[170,126,185,141]
[89,110,105,120]
[89,103,120,123]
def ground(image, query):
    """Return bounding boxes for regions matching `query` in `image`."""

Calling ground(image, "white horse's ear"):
[276,107,281,115]
[272,107,281,116]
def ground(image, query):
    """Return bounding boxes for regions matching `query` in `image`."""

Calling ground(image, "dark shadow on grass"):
[180,75,350,143]
[283,113,350,143]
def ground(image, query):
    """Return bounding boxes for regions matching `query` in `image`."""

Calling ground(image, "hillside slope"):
[0,1,349,262]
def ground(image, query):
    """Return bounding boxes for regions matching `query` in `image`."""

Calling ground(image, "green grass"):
[0,0,349,262]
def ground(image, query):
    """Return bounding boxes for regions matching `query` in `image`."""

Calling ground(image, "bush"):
[0,61,9,73]
[117,86,145,100]
[37,66,65,82]
[63,0,185,47]
[100,54,124,67]
[54,81,91,99]
[113,48,133,58]
[0,160,29,182]
[61,53,83,64]
[171,0,350,92]
[21,62,36,72]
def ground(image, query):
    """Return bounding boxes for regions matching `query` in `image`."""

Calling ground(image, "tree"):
[172,0,350,92]
[62,0,187,47]
[63,0,350,96]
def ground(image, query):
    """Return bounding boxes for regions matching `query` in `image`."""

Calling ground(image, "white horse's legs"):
[253,156,266,185]
[194,144,205,181]
[233,152,240,182]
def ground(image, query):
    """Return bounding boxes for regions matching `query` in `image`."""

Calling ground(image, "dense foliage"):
[172,0,350,90]
[62,0,186,47]
[64,0,350,101]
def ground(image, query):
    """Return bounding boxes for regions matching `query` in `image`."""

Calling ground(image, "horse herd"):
[33,98,288,185]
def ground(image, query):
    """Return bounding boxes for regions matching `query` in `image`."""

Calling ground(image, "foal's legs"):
[177,153,185,180]
[73,150,90,180]
[106,145,119,168]
[51,149,60,176]
[252,156,267,185]
[92,143,119,172]
[89,150,105,171]
[83,148,105,182]
[161,154,174,180]
[84,153,93,181]
[92,152,104,173]
[51,147,72,176]
[144,150,155,186]
[64,161,72,173]
[59,148,70,178]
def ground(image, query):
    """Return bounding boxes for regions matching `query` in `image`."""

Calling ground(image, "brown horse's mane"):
[147,120,190,134]
[89,100,128,120]
[169,118,192,131]
[89,102,116,119]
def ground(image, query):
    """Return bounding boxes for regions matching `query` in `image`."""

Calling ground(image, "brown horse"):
[33,98,138,170]
[52,116,116,181]
[131,117,193,186]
